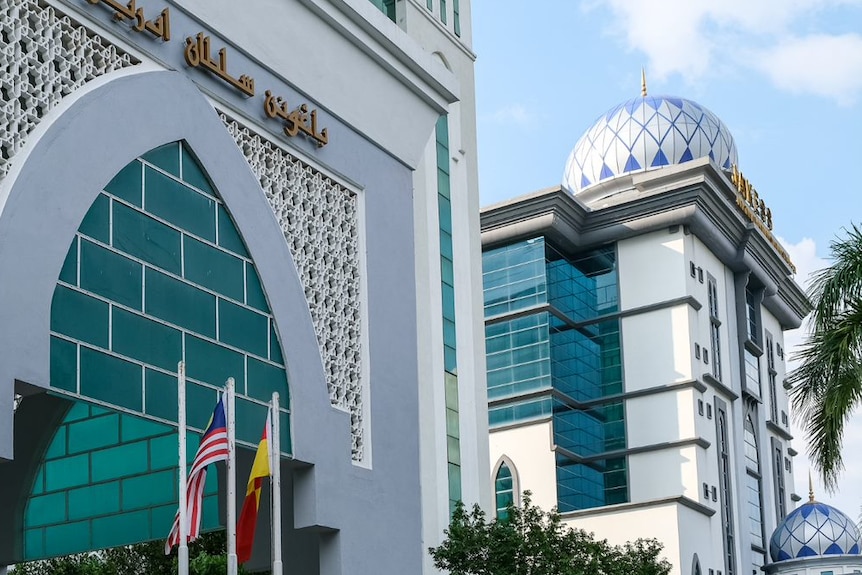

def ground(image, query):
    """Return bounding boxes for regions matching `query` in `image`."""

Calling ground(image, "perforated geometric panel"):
[0,0,138,176]
[221,115,365,461]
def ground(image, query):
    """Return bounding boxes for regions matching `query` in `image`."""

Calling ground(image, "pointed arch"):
[492,455,520,519]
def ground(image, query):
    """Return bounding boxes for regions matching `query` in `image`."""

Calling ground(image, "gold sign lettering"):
[184,32,255,97]
[263,90,329,147]
[730,165,794,273]
[85,0,170,41]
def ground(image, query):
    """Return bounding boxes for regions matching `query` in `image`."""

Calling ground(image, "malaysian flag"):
[165,394,229,554]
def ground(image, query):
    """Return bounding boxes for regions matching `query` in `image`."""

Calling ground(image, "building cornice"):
[480,160,810,328]
[560,494,716,520]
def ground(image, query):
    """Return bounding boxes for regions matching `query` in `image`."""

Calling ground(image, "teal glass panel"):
[121,414,172,442]
[112,308,182,372]
[453,0,460,36]
[104,159,143,206]
[145,167,216,242]
[181,145,215,196]
[149,432,179,471]
[145,368,178,422]
[142,142,180,176]
[26,492,67,527]
[445,407,459,439]
[234,398,268,445]
[67,413,120,454]
[438,170,450,199]
[122,469,175,510]
[444,345,457,374]
[435,115,449,146]
[68,482,120,520]
[80,348,143,412]
[217,205,248,257]
[279,410,291,455]
[218,299,268,357]
[145,268,216,338]
[246,263,267,312]
[44,520,90,557]
[247,358,288,403]
[59,239,77,285]
[488,396,553,428]
[482,238,548,316]
[24,528,44,559]
[91,510,150,550]
[152,504,178,537]
[270,325,284,365]
[438,195,452,233]
[442,282,456,319]
[112,202,181,275]
[79,239,143,310]
[45,454,89,491]
[447,463,461,499]
[186,334,245,391]
[447,435,461,465]
[51,286,109,348]
[32,468,45,495]
[443,318,457,349]
[183,236,244,301]
[441,256,454,286]
[444,372,458,411]
[91,441,149,482]
[79,193,110,244]
[45,426,66,459]
[187,382,218,430]
[202,494,221,529]
[66,402,91,422]
[50,336,77,393]
[440,230,453,259]
[426,0,432,8]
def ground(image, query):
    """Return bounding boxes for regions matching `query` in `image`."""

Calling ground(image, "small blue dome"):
[562,95,738,194]
[770,501,862,562]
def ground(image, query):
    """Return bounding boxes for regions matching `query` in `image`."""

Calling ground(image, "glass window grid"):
[744,350,761,397]
[50,144,290,451]
[453,0,460,36]
[25,402,220,560]
[555,454,627,512]
[745,287,759,343]
[773,442,787,521]
[488,396,553,428]
[483,239,548,317]
[495,463,514,520]
[436,116,460,512]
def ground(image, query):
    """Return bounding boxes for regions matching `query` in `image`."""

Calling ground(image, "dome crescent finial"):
[641,68,647,97]
[809,470,816,503]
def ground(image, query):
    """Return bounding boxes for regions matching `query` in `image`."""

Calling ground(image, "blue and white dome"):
[562,95,738,194]
[770,501,862,562]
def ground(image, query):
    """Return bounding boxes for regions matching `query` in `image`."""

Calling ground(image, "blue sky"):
[472,0,862,518]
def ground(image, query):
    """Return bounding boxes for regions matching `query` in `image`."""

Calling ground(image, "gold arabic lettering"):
[183,32,255,97]
[263,90,328,147]
[85,0,170,41]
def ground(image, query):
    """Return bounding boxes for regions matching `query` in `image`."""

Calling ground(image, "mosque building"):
[0,1,488,574]
[480,77,810,575]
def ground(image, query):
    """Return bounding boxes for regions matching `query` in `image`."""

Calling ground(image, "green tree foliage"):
[11,531,259,575]
[429,493,672,575]
[788,224,862,490]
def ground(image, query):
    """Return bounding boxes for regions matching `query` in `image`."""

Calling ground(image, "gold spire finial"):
[808,471,816,503]
[641,68,648,97]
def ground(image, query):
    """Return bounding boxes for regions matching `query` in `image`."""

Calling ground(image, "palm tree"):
[788,224,862,491]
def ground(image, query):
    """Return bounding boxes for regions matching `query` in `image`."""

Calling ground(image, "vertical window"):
[427,0,432,8]
[495,462,514,520]
[744,350,761,397]
[716,400,736,575]
[772,439,787,521]
[744,411,765,559]
[707,275,722,381]
[745,286,759,343]
[440,0,447,24]
[453,0,460,36]
[766,333,778,422]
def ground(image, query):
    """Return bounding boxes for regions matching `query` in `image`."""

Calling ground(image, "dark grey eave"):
[480,159,810,328]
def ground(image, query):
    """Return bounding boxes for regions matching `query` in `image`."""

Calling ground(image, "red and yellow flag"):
[237,409,271,564]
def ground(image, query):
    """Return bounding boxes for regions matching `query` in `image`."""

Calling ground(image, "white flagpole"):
[270,392,283,575]
[226,378,238,575]
[177,361,189,575]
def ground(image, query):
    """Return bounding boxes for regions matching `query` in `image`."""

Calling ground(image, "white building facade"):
[481,94,808,575]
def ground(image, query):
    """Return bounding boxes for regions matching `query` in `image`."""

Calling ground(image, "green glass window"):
[495,463,514,520]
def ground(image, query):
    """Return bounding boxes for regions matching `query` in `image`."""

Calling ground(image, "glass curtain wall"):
[483,237,627,511]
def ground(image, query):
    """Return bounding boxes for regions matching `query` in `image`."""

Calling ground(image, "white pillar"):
[226,378,238,575]
[271,392,282,575]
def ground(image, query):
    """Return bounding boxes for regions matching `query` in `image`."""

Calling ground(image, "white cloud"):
[484,104,537,129]
[753,34,862,106]
[589,0,862,104]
